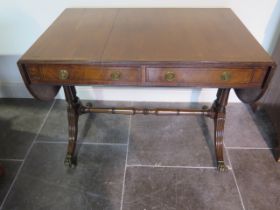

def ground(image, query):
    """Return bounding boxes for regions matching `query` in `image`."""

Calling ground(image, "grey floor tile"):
[228,149,280,210]
[123,167,243,210]
[128,111,228,167]
[0,99,53,159]
[2,143,127,210]
[37,100,131,144]
[0,161,21,205]
[224,103,277,148]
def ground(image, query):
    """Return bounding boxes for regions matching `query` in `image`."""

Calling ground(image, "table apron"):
[24,64,268,88]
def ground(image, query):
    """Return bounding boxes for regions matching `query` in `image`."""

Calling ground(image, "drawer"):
[146,67,266,87]
[25,64,141,85]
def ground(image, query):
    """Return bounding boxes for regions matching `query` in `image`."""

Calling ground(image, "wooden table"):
[18,8,276,171]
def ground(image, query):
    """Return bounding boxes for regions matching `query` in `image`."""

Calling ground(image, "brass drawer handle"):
[165,71,176,82]
[111,71,121,80]
[59,69,69,80]
[220,71,231,81]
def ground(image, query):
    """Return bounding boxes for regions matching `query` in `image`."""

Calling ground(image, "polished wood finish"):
[211,89,230,171]
[26,64,141,85]
[63,86,81,167]
[18,63,61,101]
[17,9,276,170]
[145,67,266,87]
[20,8,272,64]
[81,105,212,116]
[25,64,266,88]
[21,9,118,62]
[18,8,274,101]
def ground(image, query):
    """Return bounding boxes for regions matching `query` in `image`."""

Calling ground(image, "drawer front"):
[146,67,266,87]
[26,64,141,85]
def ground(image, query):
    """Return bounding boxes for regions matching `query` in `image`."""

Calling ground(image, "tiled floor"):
[0,99,279,210]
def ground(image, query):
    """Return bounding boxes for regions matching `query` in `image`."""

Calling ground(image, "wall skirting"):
[0,82,241,102]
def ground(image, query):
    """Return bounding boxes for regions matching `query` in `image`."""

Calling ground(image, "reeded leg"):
[211,89,230,171]
[63,86,81,168]
[214,112,227,171]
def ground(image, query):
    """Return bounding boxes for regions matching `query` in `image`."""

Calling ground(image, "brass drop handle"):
[220,71,231,81]
[59,69,69,80]
[111,71,121,80]
[165,71,176,82]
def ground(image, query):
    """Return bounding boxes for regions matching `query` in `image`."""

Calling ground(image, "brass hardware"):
[217,161,227,172]
[165,71,176,81]
[110,71,121,80]
[59,69,69,80]
[220,71,231,81]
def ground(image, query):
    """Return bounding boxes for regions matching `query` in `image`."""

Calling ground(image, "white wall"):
[0,0,279,102]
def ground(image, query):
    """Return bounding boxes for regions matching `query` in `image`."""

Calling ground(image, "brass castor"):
[217,161,228,172]
[64,154,76,168]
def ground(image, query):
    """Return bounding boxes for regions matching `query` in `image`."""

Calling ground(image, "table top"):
[21,8,273,66]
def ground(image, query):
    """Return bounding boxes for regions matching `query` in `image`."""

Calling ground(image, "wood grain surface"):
[20,8,273,65]
[18,8,275,101]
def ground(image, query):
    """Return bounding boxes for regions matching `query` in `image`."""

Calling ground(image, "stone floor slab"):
[224,104,277,148]
[2,143,127,210]
[0,99,53,159]
[0,160,21,206]
[37,100,131,144]
[123,167,243,210]
[128,101,229,167]
[228,149,280,210]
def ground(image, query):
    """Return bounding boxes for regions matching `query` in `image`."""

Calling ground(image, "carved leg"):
[211,89,230,171]
[63,86,81,168]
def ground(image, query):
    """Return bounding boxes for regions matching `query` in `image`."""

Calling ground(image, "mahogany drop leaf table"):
[18,8,276,171]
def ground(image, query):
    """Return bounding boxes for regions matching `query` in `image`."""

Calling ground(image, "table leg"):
[211,88,230,171]
[63,86,81,168]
